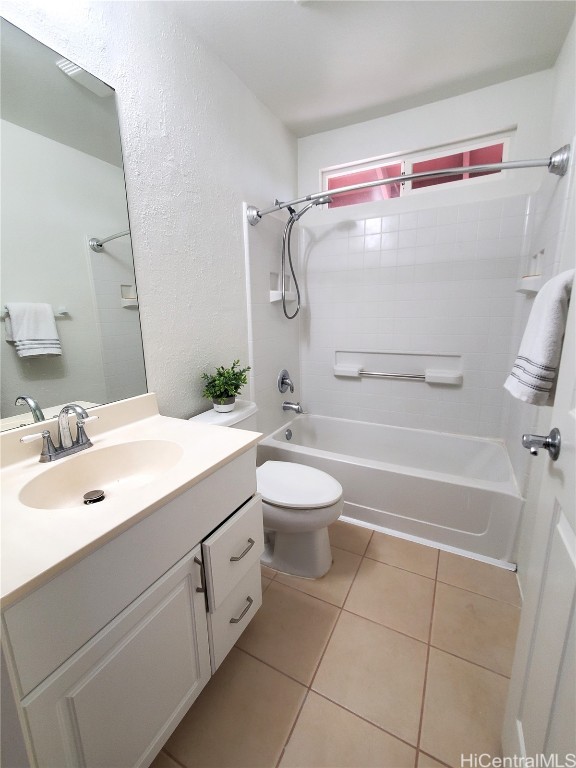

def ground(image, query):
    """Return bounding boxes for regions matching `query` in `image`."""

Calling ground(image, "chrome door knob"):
[522,427,561,461]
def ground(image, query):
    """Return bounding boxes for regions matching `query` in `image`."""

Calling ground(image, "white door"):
[502,294,576,760]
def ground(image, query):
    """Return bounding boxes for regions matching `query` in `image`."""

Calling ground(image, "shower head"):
[291,195,332,221]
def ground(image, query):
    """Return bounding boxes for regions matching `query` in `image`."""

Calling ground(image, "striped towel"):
[504,269,574,405]
[4,302,62,357]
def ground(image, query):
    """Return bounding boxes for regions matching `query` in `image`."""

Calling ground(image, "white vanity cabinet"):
[21,547,211,768]
[1,449,263,768]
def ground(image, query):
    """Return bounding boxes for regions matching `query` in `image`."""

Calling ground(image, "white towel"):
[4,302,62,357]
[504,269,574,405]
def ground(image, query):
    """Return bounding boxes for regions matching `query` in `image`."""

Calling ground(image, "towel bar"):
[1,305,69,320]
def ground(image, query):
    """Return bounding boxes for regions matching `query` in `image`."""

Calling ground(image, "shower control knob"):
[522,427,561,461]
[278,369,294,394]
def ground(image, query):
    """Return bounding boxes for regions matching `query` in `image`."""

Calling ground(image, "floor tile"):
[437,552,521,606]
[275,547,361,607]
[420,648,509,767]
[417,752,450,768]
[431,582,520,676]
[150,751,180,768]
[280,691,416,768]
[366,532,439,578]
[329,520,373,555]
[165,647,306,768]
[261,564,277,580]
[313,611,427,745]
[345,558,435,641]
[262,575,272,592]
[236,581,339,685]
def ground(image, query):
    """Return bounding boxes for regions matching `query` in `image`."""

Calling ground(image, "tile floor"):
[152,521,521,768]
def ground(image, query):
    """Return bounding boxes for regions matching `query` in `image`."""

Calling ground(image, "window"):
[321,137,508,209]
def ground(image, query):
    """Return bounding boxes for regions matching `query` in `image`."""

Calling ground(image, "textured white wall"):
[1,0,297,419]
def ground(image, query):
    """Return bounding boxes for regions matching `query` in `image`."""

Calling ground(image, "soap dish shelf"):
[270,291,296,303]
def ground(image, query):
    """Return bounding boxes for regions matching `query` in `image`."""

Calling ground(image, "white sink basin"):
[19,440,184,510]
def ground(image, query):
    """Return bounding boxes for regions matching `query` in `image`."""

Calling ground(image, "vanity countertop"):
[0,394,261,608]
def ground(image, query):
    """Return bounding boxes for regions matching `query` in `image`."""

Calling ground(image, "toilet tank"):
[189,399,258,430]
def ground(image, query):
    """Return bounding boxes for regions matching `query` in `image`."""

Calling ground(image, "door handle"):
[194,556,206,593]
[229,596,254,624]
[230,538,255,562]
[522,427,561,461]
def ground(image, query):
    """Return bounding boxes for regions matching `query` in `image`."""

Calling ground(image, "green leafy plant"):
[201,360,251,403]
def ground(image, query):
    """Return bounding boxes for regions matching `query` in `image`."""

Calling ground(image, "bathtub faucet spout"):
[282,401,305,414]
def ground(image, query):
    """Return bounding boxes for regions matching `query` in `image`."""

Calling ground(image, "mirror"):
[0,19,147,430]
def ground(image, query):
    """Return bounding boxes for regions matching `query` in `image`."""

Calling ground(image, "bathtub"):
[258,414,523,565]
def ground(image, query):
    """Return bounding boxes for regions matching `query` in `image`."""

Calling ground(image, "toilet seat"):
[257,461,342,510]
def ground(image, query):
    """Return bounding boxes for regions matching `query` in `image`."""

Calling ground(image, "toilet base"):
[261,527,333,579]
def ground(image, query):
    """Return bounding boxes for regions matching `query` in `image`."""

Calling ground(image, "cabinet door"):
[22,546,210,768]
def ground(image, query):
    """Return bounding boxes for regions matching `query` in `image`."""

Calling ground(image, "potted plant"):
[202,359,251,412]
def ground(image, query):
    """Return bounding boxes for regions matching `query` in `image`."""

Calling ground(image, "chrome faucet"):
[58,404,91,450]
[277,369,295,394]
[14,395,45,423]
[282,401,305,414]
[21,403,98,462]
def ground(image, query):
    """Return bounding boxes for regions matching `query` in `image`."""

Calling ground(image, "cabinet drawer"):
[208,564,262,672]
[202,494,263,612]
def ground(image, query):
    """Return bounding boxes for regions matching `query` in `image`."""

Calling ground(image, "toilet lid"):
[257,461,343,509]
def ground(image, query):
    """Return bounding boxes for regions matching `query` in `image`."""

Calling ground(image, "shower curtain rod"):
[89,230,130,252]
[246,144,570,226]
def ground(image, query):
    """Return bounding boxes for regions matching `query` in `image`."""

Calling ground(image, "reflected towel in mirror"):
[4,302,62,357]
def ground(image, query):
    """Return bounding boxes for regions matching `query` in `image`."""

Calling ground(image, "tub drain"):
[83,489,105,505]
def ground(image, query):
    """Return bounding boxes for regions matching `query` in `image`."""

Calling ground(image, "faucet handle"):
[76,415,98,447]
[77,415,99,425]
[20,430,58,462]
[278,369,295,394]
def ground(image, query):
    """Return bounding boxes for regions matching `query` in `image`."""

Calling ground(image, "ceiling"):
[178,0,576,137]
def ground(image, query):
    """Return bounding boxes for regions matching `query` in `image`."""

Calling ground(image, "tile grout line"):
[415,548,440,763]
[160,747,188,768]
[312,689,421,753]
[435,576,521,607]
[276,531,372,765]
[427,644,513,680]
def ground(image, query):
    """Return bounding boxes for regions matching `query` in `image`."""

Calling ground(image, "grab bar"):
[333,365,463,384]
[359,370,425,380]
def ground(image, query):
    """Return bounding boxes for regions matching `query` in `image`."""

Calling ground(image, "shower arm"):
[246,145,571,225]
[89,230,130,252]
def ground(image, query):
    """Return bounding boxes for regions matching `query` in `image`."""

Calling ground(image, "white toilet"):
[190,400,343,578]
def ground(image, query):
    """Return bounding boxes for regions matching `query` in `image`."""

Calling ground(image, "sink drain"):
[83,489,105,505]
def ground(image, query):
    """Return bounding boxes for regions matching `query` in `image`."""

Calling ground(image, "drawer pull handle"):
[229,596,254,624]
[194,556,206,593]
[230,538,255,562]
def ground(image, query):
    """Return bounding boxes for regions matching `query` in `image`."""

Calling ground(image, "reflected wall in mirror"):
[0,19,147,431]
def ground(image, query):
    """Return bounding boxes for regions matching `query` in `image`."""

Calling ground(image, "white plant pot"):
[213,398,235,413]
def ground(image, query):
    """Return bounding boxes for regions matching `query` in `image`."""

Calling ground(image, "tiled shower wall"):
[299,194,531,438]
